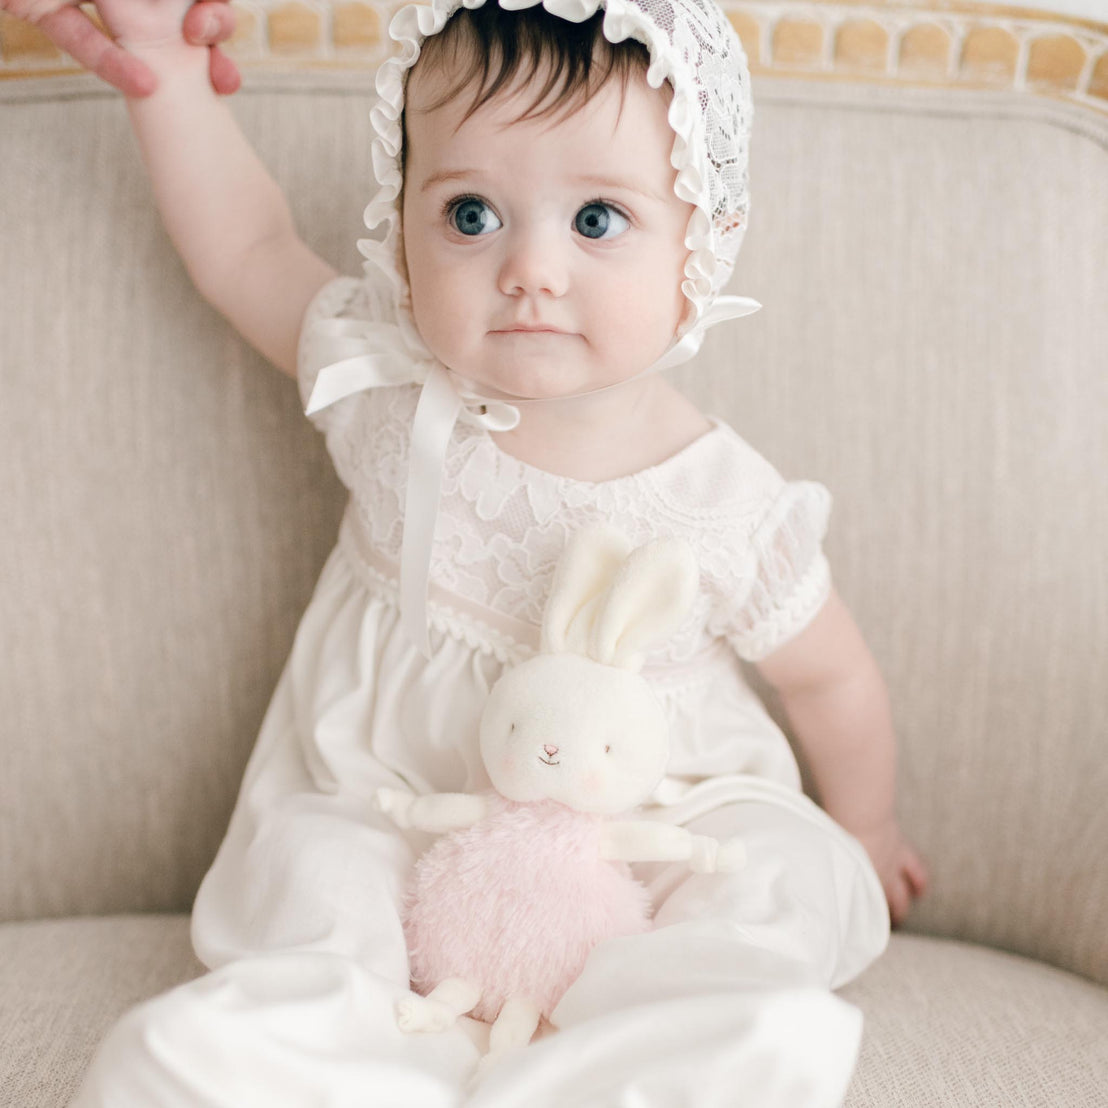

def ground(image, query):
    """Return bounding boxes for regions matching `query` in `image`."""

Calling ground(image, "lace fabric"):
[300,278,833,667]
[298,0,764,656]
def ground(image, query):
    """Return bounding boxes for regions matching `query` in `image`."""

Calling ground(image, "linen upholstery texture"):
[1,70,1106,1105]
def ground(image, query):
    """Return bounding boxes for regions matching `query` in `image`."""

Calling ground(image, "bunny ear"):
[590,538,699,670]
[541,526,634,654]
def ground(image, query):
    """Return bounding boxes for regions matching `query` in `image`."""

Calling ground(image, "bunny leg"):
[472,996,542,1086]
[398,977,482,1033]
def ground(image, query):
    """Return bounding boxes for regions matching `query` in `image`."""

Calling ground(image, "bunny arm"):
[375,788,490,834]
[599,821,745,874]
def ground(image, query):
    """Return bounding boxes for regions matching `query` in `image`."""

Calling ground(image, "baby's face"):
[402,61,692,401]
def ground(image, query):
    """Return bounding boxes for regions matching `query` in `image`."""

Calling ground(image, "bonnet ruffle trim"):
[360,0,729,341]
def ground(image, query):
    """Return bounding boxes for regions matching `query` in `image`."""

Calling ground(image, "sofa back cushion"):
[1,72,1105,988]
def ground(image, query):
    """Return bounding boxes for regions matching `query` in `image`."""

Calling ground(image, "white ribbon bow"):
[305,294,760,657]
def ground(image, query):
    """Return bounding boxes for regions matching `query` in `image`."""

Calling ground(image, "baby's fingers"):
[207,43,240,94]
[885,853,929,927]
[902,847,930,899]
[885,875,913,929]
[182,0,235,44]
[183,2,241,95]
[37,5,157,95]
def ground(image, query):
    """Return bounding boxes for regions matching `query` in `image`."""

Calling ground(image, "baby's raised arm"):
[97,0,336,376]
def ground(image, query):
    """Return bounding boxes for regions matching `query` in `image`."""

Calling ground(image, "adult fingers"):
[37,4,157,96]
[183,2,241,95]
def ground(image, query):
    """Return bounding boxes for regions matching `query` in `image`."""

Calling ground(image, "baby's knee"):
[653,800,889,986]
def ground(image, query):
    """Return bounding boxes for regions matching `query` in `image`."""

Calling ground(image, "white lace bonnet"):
[362,0,756,337]
[306,0,760,654]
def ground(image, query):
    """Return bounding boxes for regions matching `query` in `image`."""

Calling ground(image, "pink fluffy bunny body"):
[404,793,652,1023]
[377,526,746,1079]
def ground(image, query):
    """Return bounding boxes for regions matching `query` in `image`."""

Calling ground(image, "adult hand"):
[0,0,240,96]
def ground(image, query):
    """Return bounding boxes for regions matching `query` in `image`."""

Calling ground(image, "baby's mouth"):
[490,325,573,338]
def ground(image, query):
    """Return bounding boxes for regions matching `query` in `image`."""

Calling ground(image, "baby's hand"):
[375,787,416,830]
[854,819,929,927]
[0,0,239,96]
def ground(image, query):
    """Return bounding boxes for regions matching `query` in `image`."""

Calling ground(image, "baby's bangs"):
[416,5,650,124]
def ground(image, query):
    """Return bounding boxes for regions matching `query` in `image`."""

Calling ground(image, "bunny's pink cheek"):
[582,771,606,797]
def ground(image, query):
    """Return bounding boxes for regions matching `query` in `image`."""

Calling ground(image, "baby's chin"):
[447,349,650,404]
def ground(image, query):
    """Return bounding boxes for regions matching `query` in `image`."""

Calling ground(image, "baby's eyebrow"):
[418,168,667,204]
[570,174,668,203]
[419,169,480,192]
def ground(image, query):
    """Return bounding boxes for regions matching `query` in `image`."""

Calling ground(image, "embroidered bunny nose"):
[543,745,559,758]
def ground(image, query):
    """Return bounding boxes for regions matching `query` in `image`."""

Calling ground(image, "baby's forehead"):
[403,66,678,199]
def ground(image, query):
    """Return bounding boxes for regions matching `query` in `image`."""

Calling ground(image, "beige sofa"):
[2,0,1107,1103]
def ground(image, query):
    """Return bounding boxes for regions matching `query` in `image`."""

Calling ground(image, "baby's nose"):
[498,228,569,299]
[544,745,559,757]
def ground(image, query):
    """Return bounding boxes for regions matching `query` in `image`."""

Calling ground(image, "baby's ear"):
[541,526,633,655]
[591,538,699,671]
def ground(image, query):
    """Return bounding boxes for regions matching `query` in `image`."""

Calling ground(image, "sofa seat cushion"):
[0,914,201,1107]
[842,933,1108,1106]
[3,919,1107,1106]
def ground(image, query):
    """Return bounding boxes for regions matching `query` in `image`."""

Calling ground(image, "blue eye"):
[450,198,501,236]
[574,203,630,240]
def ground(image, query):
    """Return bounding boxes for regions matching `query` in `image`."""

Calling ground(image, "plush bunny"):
[376,526,745,1075]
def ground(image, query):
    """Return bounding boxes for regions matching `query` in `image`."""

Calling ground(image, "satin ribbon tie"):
[305,319,518,657]
[303,294,760,658]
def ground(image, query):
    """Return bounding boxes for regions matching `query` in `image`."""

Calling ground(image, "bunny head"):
[479,527,699,816]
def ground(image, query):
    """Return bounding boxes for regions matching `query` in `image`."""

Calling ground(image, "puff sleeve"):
[726,480,833,662]
[295,271,397,491]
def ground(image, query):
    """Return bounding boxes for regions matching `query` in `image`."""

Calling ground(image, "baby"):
[26,0,929,1103]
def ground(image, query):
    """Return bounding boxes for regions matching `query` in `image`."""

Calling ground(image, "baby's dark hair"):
[409,3,652,124]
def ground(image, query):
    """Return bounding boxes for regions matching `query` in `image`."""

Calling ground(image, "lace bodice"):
[300,278,832,668]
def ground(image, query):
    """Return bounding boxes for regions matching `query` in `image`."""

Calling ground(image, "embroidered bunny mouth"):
[538,755,560,767]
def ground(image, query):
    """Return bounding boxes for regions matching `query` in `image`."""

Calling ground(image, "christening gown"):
[71,274,890,1108]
